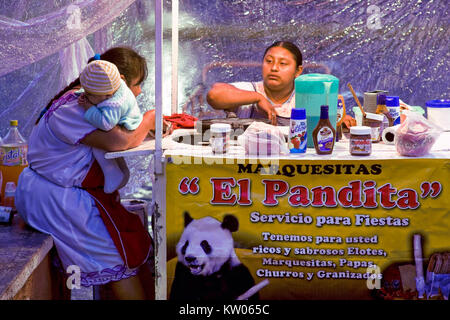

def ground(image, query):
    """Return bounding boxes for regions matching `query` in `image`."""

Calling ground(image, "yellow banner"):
[165,157,450,300]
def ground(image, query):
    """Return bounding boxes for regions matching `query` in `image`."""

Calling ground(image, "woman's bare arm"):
[81,110,156,152]
[206,83,263,110]
[207,83,276,124]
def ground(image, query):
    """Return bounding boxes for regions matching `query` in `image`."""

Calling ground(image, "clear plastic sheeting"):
[0,0,136,77]
[0,0,154,200]
[1,0,448,134]
[173,0,449,118]
[0,0,154,138]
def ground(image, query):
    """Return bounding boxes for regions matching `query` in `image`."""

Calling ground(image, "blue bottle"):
[386,96,400,125]
[289,108,307,153]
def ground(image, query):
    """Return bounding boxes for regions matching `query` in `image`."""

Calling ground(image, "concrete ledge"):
[0,215,53,300]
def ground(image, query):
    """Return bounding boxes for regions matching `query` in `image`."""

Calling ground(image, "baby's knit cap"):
[80,60,121,95]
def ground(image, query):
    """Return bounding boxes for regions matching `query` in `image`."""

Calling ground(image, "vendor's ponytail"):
[35,77,81,124]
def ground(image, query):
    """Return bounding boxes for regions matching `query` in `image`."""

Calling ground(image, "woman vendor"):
[207,41,356,127]
[16,47,155,300]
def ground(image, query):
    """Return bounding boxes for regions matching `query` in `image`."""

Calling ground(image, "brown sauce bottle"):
[376,94,394,126]
[313,105,336,155]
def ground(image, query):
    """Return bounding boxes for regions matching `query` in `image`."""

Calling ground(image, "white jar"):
[426,100,450,131]
[209,123,231,154]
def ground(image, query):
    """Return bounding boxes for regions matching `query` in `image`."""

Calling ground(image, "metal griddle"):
[195,117,271,135]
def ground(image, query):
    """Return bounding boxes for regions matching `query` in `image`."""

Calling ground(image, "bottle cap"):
[210,123,231,133]
[320,105,329,119]
[386,96,400,107]
[350,126,371,135]
[10,120,18,126]
[425,99,450,109]
[377,94,386,105]
[5,182,16,194]
[291,108,306,120]
[365,112,384,122]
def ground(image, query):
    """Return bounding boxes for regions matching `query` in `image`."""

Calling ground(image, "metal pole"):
[171,0,179,115]
[154,0,167,300]
[154,0,163,175]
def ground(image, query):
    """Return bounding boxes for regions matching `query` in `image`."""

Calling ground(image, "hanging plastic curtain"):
[0,0,155,138]
[174,0,449,118]
[0,0,136,77]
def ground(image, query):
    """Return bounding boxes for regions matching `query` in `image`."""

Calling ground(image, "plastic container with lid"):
[426,99,450,131]
[386,96,400,125]
[362,112,384,143]
[289,108,307,153]
[209,123,231,154]
[349,126,372,156]
[295,73,339,148]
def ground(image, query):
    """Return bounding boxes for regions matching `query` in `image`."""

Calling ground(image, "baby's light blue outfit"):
[81,79,143,193]
[83,79,143,131]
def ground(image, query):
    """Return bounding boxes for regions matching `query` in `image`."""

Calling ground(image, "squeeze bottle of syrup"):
[376,94,394,129]
[313,105,336,155]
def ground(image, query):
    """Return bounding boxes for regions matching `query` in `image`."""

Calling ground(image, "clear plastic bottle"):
[1,120,28,166]
[0,120,28,201]
[4,181,16,209]
[0,206,13,224]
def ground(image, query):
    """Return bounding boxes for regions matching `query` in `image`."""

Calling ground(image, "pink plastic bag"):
[394,110,443,157]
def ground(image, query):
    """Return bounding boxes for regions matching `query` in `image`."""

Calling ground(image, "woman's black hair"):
[263,41,303,67]
[36,47,147,124]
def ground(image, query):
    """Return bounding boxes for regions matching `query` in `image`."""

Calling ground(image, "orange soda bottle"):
[0,120,28,204]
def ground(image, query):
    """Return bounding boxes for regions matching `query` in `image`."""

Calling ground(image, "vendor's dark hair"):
[263,41,302,67]
[36,47,148,124]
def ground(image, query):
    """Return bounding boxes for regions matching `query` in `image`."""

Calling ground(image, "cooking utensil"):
[347,83,366,118]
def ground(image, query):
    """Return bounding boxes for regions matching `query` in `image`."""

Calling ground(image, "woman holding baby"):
[16,47,155,300]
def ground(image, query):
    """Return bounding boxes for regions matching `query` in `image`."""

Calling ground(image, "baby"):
[78,59,143,193]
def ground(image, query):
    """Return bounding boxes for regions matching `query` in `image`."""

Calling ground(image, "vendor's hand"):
[78,93,94,110]
[256,94,277,125]
[342,114,356,129]
[147,118,174,139]
[163,119,174,137]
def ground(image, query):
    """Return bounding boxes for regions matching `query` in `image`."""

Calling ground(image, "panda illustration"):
[170,211,258,301]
